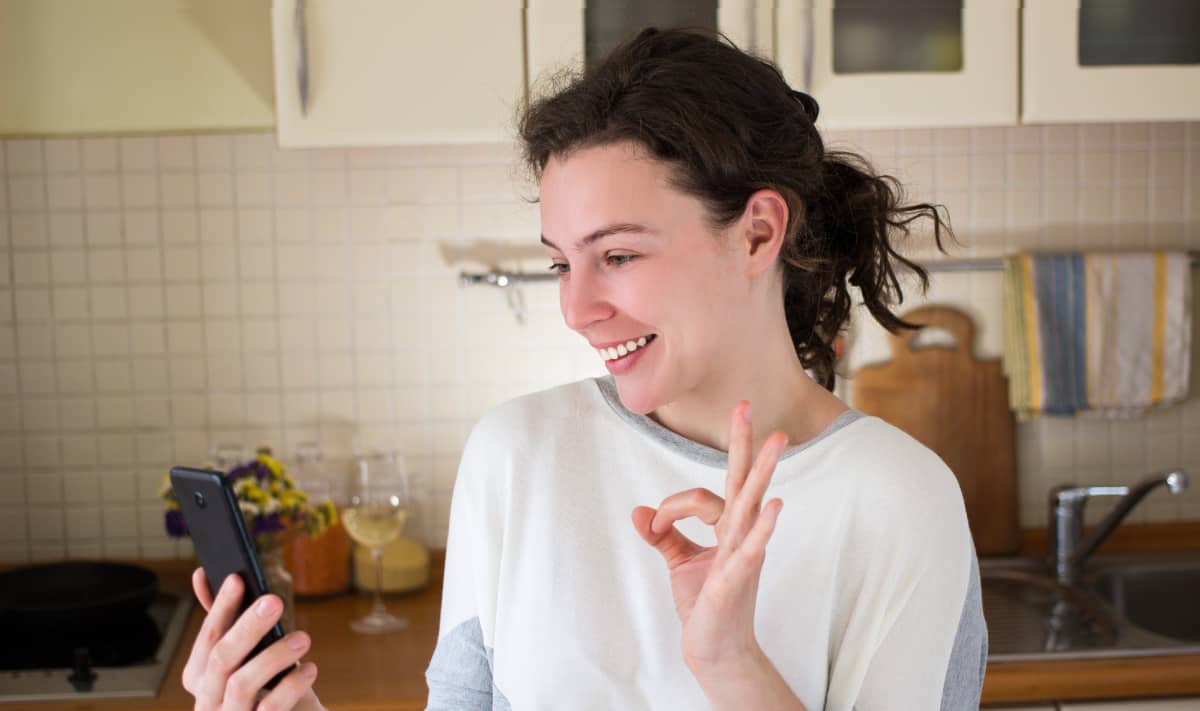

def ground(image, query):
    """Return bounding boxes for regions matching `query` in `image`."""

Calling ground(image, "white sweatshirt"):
[425,376,986,710]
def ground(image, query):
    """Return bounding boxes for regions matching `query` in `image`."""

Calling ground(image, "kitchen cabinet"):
[271,0,525,147]
[525,0,774,91]
[1022,0,1200,123]
[0,0,274,135]
[774,0,1019,129]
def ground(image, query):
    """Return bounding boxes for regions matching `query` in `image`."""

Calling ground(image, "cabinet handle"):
[799,2,814,93]
[294,0,310,116]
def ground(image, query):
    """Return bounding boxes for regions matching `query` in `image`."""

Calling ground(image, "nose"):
[560,267,614,333]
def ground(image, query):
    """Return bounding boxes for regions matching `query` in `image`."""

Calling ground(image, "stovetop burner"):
[0,611,161,671]
[0,589,194,703]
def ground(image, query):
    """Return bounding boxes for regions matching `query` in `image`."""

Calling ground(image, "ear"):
[738,188,789,277]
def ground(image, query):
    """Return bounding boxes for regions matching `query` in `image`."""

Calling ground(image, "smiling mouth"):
[597,334,657,361]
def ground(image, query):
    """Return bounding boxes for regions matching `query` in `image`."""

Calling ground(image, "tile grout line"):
[157,136,185,558]
[39,139,67,556]
[266,139,287,462]
[84,140,109,557]
[4,140,34,561]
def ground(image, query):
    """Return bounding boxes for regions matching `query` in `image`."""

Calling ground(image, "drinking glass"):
[344,449,410,634]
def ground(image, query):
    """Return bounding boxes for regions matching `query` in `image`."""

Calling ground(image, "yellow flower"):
[258,452,285,478]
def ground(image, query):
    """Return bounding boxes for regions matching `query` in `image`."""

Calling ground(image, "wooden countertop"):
[15,521,1200,709]
[19,558,442,711]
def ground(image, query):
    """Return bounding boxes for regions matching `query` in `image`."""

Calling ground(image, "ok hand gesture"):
[631,401,787,671]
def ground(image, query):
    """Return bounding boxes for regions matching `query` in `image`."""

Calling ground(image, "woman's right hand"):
[182,568,325,711]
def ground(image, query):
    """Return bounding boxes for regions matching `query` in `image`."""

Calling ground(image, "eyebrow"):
[540,223,654,252]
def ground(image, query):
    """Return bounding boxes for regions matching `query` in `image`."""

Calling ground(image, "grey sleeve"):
[425,617,512,711]
[939,548,988,711]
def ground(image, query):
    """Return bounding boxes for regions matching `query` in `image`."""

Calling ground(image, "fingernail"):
[742,402,752,423]
[255,596,278,618]
[287,632,308,650]
[302,663,317,679]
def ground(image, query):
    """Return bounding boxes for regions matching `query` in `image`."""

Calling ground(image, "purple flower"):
[165,510,189,538]
[252,514,285,537]
[227,463,255,481]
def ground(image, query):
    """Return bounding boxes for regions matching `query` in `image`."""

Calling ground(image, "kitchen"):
[1,0,1199,709]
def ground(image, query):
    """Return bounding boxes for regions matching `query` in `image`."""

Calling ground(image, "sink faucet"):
[1048,469,1189,586]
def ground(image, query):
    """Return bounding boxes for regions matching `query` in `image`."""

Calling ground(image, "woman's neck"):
[648,348,848,457]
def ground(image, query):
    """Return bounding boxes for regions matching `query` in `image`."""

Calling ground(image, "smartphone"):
[169,465,297,691]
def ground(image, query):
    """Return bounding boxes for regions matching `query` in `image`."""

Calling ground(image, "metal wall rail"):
[459,252,1200,287]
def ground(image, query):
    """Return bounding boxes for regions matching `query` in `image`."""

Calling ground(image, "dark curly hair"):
[517,27,952,390]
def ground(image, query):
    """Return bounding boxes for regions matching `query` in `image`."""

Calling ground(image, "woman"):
[180,27,985,711]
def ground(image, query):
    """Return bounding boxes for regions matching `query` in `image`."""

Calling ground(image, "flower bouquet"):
[160,448,338,552]
[161,448,337,631]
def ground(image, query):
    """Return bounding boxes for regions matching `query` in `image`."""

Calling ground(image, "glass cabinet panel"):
[832,0,962,74]
[1023,0,1200,123]
[585,0,718,66]
[1078,0,1200,66]
[776,0,1018,128]
[526,1,772,94]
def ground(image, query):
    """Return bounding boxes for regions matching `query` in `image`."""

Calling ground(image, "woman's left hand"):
[631,401,787,671]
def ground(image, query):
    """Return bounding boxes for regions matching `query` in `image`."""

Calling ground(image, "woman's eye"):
[548,255,636,276]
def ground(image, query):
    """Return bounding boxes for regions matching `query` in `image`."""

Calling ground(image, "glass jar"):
[259,546,296,633]
[283,442,353,597]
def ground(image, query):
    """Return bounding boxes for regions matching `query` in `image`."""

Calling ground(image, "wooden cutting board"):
[850,305,1020,556]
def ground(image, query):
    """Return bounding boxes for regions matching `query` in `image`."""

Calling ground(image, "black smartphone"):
[169,465,297,691]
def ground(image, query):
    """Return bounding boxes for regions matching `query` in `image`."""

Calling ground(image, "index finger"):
[724,401,753,503]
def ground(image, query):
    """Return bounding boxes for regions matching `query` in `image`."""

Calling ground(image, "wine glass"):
[344,449,410,634]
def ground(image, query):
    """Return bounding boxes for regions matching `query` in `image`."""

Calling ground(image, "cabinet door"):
[775,0,1019,129]
[272,0,524,147]
[0,0,274,135]
[1023,0,1200,123]
[526,0,774,90]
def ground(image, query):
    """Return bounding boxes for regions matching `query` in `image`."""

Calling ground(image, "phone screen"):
[169,466,295,691]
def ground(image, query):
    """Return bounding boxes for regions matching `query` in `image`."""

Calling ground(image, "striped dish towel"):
[1002,252,1193,419]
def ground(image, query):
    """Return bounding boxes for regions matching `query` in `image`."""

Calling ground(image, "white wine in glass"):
[345,451,410,634]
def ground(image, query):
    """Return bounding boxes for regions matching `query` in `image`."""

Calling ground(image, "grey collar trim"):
[593,375,866,469]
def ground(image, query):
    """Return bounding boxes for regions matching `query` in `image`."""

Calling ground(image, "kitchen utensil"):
[0,561,158,626]
[851,305,1021,556]
[352,536,430,594]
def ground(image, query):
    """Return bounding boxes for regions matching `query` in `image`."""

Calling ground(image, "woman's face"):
[539,141,751,415]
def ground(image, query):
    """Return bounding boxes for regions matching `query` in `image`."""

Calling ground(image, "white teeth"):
[598,335,655,361]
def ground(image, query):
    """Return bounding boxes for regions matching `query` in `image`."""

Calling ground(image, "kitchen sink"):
[1086,557,1200,643]
[981,551,1200,661]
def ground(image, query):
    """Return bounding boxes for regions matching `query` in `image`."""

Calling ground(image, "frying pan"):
[0,561,159,627]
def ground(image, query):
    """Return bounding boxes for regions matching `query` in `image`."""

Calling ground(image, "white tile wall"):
[1,124,1198,562]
